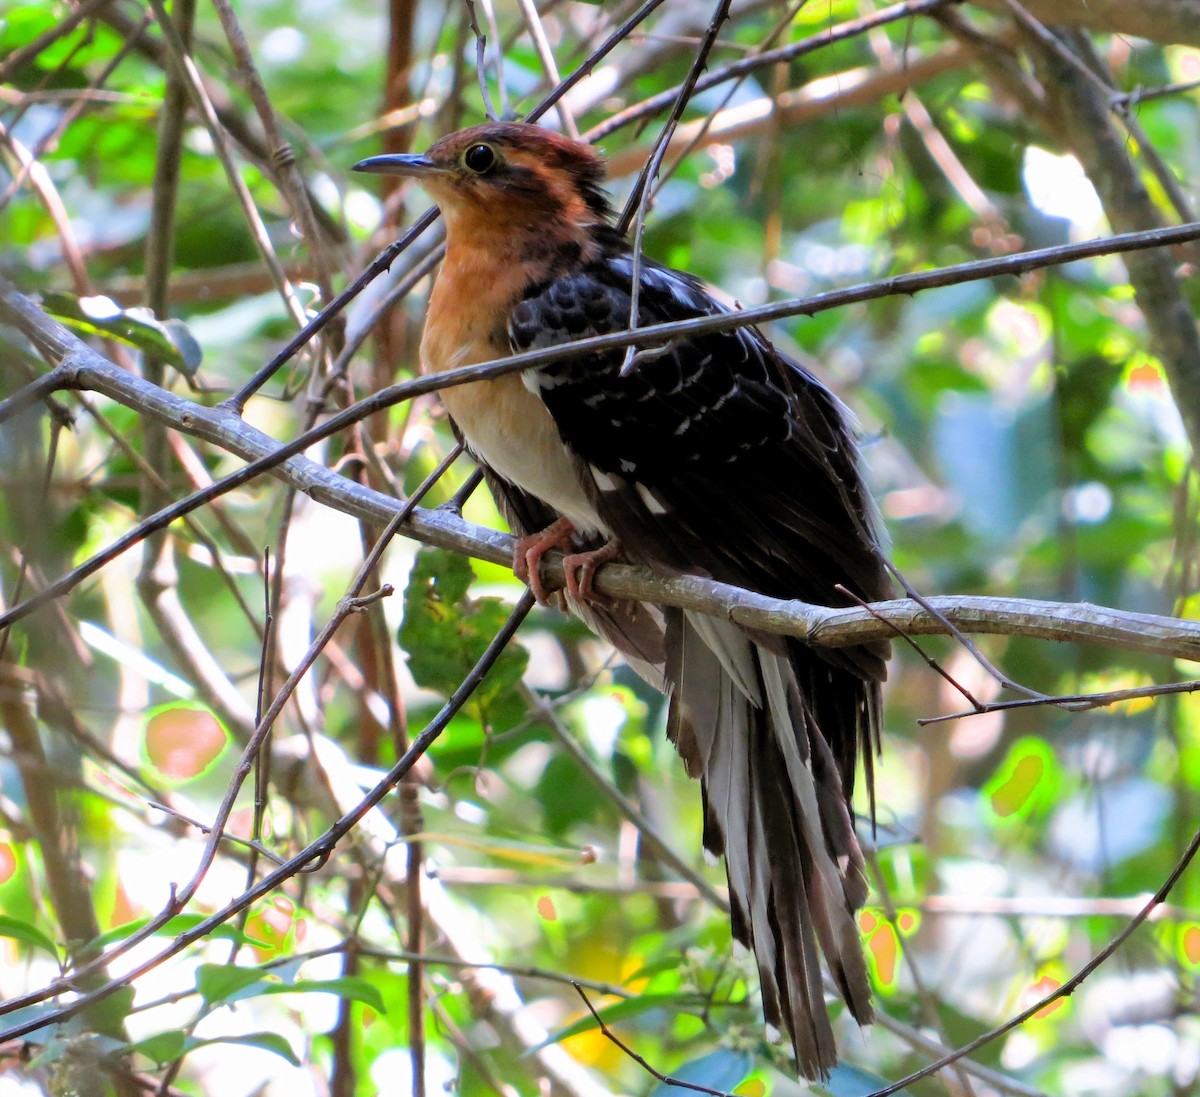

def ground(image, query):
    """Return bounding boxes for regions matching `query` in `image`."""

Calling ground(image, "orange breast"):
[421,242,605,535]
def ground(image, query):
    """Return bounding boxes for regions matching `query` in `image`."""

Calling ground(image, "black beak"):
[351,153,445,177]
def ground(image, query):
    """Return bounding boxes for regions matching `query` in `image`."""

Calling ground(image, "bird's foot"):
[562,538,622,604]
[513,516,576,605]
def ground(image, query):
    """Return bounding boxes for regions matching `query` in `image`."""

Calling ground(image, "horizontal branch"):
[603,42,973,178]
[585,0,958,143]
[301,216,1200,406]
[974,0,1200,48]
[4,286,1200,663]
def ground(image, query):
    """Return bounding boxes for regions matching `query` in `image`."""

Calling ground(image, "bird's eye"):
[463,143,497,174]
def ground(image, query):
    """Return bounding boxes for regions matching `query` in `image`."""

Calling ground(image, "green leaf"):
[0,914,60,959]
[121,1030,187,1065]
[0,1004,62,1034]
[41,292,203,376]
[216,1032,300,1065]
[195,967,385,1012]
[399,548,528,722]
[403,830,587,867]
[122,1030,300,1067]
[620,954,684,986]
[195,963,273,1005]
[86,914,267,953]
[255,976,387,1013]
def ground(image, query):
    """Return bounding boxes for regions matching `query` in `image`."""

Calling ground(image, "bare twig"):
[586,0,958,143]
[919,677,1200,725]
[521,685,729,911]
[463,0,500,122]
[866,824,1200,1096]
[143,0,308,330]
[7,279,1200,664]
[571,983,738,1097]
[616,0,734,374]
[0,0,115,83]
[209,0,342,303]
[515,0,578,137]
[0,591,536,1037]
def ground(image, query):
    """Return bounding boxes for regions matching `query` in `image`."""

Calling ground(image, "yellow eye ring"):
[463,143,497,174]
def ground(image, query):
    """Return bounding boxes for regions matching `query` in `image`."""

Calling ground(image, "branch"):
[0,594,537,1041]
[585,0,958,143]
[1027,29,1200,457]
[4,283,1200,662]
[868,822,1200,1096]
[288,733,612,1097]
[973,0,1200,48]
[603,43,978,185]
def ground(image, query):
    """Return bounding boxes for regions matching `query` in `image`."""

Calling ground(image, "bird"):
[353,122,890,1079]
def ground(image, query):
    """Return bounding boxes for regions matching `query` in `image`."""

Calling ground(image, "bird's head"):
[354,122,614,251]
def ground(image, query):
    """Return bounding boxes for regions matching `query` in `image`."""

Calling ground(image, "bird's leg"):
[562,538,622,603]
[513,516,576,605]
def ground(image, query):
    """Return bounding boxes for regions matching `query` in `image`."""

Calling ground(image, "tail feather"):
[754,744,839,1074]
[666,608,876,1080]
[666,608,723,780]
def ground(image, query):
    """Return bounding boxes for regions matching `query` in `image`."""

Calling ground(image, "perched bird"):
[354,122,890,1079]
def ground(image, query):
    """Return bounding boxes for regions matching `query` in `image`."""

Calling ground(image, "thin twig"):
[0,588,535,1035]
[919,677,1200,725]
[209,0,341,306]
[0,0,115,83]
[462,0,499,122]
[837,581,983,710]
[10,215,1200,629]
[616,0,734,375]
[866,823,1200,1096]
[571,983,739,1097]
[881,562,1051,702]
[0,447,459,1020]
[1003,0,1195,225]
[586,0,958,142]
[515,0,578,137]
[522,685,729,912]
[144,0,307,329]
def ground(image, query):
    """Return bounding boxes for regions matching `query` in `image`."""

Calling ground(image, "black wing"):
[510,257,886,606]
[510,255,890,1077]
[510,255,889,770]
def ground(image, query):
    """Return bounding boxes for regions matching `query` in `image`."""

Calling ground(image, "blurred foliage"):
[2,1,1200,1095]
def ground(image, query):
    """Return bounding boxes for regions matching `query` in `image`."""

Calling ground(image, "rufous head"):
[353,122,613,242]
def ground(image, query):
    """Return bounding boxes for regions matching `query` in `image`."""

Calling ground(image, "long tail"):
[665,609,877,1080]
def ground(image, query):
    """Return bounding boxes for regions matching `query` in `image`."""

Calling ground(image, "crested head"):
[354,122,616,251]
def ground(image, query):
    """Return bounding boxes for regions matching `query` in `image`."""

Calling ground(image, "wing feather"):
[507,255,889,1079]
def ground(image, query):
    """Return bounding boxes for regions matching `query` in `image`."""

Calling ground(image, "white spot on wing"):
[635,482,668,514]
[529,367,571,390]
[591,466,620,492]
